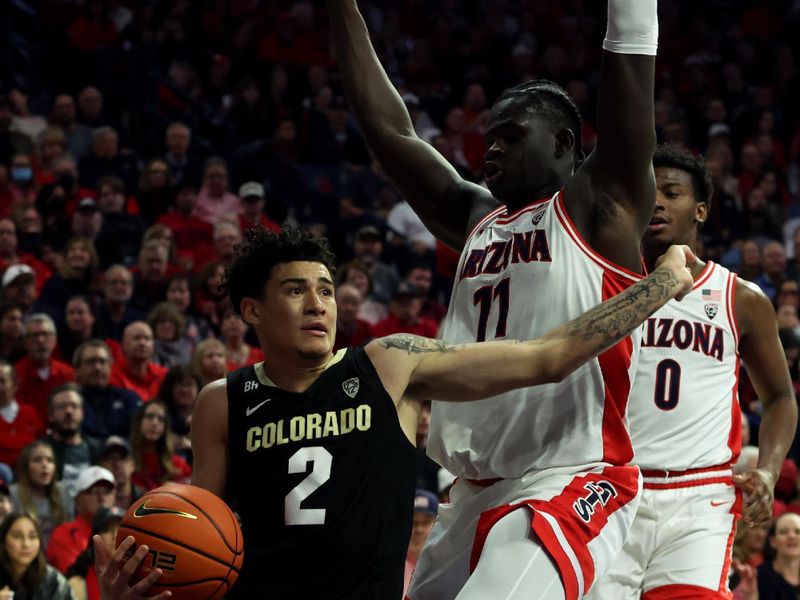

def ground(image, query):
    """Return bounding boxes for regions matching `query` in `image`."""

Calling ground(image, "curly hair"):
[496,79,584,168]
[653,143,714,215]
[225,226,336,316]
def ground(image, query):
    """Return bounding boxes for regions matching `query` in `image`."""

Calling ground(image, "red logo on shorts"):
[573,480,618,523]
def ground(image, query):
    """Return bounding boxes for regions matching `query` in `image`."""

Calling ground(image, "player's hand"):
[731,558,758,600]
[94,535,172,600]
[654,244,696,300]
[0,585,14,600]
[733,468,775,527]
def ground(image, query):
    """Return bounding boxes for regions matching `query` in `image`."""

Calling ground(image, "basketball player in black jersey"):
[96,227,694,600]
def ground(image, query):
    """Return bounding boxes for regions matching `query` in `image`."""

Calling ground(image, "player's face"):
[644,167,706,247]
[484,97,564,203]
[251,261,336,362]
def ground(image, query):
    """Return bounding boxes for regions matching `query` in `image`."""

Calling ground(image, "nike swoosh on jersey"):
[710,500,729,507]
[246,398,272,416]
[133,499,198,520]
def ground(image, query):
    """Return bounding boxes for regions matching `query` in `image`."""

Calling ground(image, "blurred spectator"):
[333,283,372,351]
[165,274,210,345]
[0,263,37,314]
[49,94,93,160]
[775,280,800,312]
[15,314,75,423]
[70,197,103,245]
[156,366,200,460]
[77,127,137,190]
[755,241,787,301]
[94,264,144,341]
[0,480,11,521]
[0,361,43,473]
[10,442,69,547]
[147,302,192,368]
[36,237,99,320]
[130,240,170,312]
[8,152,38,207]
[74,339,140,439]
[0,304,25,363]
[93,176,146,268]
[372,282,439,338]
[191,338,227,387]
[66,505,125,600]
[0,512,74,599]
[337,259,387,325]
[129,400,191,491]
[403,490,438,598]
[156,182,215,271]
[76,86,107,129]
[387,199,437,258]
[135,159,173,224]
[192,261,227,329]
[109,321,167,402]
[211,221,242,268]
[238,182,281,233]
[757,512,800,598]
[193,157,241,225]
[41,384,103,500]
[55,296,98,364]
[738,240,763,282]
[0,218,52,292]
[742,187,783,246]
[405,262,447,325]
[351,225,401,304]
[46,465,115,574]
[162,122,203,187]
[0,95,35,166]
[96,436,144,512]
[220,306,263,370]
[67,0,120,51]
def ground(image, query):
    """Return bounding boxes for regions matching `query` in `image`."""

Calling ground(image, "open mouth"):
[647,216,668,232]
[301,323,328,337]
[484,162,504,185]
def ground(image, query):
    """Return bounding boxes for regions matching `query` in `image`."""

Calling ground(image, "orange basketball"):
[117,483,244,600]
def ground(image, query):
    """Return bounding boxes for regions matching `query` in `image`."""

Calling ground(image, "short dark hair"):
[496,79,584,167]
[226,227,337,316]
[653,143,714,213]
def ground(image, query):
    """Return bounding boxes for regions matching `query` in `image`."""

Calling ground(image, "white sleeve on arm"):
[603,0,658,56]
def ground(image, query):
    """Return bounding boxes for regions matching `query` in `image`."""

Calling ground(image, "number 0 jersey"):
[226,348,417,599]
[428,192,643,480]
[628,261,742,470]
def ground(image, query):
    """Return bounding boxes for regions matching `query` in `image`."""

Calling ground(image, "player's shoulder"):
[735,277,770,305]
[196,378,229,408]
[464,188,503,234]
[734,276,775,332]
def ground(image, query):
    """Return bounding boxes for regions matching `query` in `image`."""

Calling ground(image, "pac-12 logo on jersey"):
[704,304,718,319]
[573,480,618,523]
[342,377,359,398]
[244,380,259,393]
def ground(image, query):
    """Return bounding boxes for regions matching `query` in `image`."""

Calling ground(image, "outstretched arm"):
[370,245,694,403]
[325,0,493,250]
[733,281,797,527]
[566,0,658,264]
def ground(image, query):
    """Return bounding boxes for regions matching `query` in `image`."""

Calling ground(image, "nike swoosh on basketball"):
[133,499,198,520]
[246,399,272,416]
[710,500,728,507]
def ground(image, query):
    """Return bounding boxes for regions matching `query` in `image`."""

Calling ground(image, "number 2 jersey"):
[225,347,417,599]
[627,261,741,471]
[428,192,643,480]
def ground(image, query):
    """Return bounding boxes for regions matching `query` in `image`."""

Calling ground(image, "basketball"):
[117,483,244,600]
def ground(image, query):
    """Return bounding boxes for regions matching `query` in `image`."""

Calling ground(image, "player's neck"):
[644,240,701,275]
[260,351,336,393]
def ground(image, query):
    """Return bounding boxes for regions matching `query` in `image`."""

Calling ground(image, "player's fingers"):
[116,543,150,587]
[93,535,110,567]
[109,535,137,568]
[128,567,165,597]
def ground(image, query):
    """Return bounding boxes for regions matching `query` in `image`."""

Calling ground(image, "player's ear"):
[555,128,576,159]
[695,201,708,225]
[240,298,260,326]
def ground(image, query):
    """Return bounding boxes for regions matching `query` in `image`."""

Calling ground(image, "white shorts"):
[586,465,742,600]
[407,464,642,600]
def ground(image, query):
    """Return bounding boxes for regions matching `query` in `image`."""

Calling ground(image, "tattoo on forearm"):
[378,334,454,355]
[564,267,679,354]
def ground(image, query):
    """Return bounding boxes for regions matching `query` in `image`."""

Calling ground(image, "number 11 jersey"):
[428,192,643,480]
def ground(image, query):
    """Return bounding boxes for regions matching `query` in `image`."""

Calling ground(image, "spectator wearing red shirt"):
[109,321,167,402]
[372,282,439,339]
[0,218,51,293]
[333,283,372,351]
[46,465,115,574]
[156,182,215,271]
[0,360,44,472]
[15,314,75,423]
[238,182,281,233]
[220,307,264,370]
[129,400,191,492]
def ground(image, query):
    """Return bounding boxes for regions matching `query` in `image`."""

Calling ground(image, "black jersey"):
[225,347,417,599]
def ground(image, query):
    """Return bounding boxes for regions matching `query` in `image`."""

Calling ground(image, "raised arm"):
[566,0,658,265]
[325,0,493,250]
[369,245,693,404]
[733,281,797,526]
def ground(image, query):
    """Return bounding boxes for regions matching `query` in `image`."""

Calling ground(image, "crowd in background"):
[0,0,800,598]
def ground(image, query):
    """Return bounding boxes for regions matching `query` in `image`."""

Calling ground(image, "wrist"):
[604,0,659,56]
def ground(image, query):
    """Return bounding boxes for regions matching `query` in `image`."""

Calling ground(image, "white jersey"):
[628,261,741,470]
[428,192,643,479]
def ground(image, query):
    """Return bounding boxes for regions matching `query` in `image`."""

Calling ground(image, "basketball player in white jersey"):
[586,145,797,599]
[327,1,660,598]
